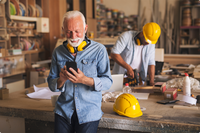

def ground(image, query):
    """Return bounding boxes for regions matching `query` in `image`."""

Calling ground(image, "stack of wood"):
[182,8,192,26]
[193,66,200,79]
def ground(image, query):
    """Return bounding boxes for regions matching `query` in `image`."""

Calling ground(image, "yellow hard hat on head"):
[113,93,143,118]
[143,22,161,44]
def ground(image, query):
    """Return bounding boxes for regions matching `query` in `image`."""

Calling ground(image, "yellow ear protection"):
[135,35,143,46]
[67,41,87,53]
[136,39,141,46]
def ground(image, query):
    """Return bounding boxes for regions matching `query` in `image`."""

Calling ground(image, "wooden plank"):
[59,0,67,35]
[86,0,93,18]
[173,105,199,110]
[6,80,25,93]
[73,0,79,11]
[164,54,200,65]
[30,71,39,86]
[86,18,96,38]
[132,86,160,90]
[137,0,141,31]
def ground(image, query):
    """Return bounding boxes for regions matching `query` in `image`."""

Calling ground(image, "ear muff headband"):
[77,41,87,51]
[136,39,141,46]
[67,41,87,53]
[67,43,75,53]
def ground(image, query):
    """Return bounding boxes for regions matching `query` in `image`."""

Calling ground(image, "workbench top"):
[0,83,200,133]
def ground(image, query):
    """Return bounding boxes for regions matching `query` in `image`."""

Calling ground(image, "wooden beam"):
[73,0,80,11]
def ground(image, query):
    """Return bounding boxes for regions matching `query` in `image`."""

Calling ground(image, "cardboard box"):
[154,82,166,93]
[164,88,177,100]
[0,88,9,100]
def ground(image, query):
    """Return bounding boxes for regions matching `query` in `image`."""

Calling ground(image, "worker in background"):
[47,11,112,133]
[111,22,161,86]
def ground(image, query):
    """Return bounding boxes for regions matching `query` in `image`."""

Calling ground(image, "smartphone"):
[65,61,77,75]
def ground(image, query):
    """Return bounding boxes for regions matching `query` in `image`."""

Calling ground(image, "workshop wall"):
[103,0,180,23]
[102,0,181,53]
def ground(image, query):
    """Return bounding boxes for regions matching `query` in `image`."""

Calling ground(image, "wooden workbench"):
[0,83,200,133]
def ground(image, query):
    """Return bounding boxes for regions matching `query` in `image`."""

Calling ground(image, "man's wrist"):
[57,78,65,89]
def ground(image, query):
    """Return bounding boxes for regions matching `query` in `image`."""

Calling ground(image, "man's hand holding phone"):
[64,61,85,84]
[59,61,94,87]
[66,61,78,76]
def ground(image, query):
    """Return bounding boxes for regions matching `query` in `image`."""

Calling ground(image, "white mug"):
[51,95,59,107]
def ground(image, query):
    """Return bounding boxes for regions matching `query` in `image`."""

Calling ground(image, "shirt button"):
[76,97,77,99]
[75,85,77,87]
[77,109,79,110]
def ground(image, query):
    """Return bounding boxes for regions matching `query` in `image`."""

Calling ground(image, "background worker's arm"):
[110,53,134,78]
[148,65,155,86]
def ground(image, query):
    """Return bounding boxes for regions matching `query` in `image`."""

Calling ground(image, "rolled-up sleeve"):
[111,32,130,54]
[148,44,156,66]
[93,46,113,91]
[47,50,63,92]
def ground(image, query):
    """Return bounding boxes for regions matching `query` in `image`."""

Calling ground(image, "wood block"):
[6,80,25,93]
[155,48,164,62]
[0,88,9,100]
[133,86,160,90]
[173,105,199,110]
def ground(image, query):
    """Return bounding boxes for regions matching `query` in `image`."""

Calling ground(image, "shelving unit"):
[95,2,138,38]
[0,3,7,55]
[179,3,200,54]
[1,0,49,88]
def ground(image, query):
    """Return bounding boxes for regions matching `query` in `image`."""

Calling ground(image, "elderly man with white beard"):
[47,10,113,133]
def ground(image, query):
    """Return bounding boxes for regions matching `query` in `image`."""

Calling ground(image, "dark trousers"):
[54,112,100,133]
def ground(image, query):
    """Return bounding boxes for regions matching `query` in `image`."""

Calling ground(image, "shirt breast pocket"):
[82,59,97,77]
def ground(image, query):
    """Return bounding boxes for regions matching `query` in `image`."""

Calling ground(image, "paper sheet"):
[130,93,149,100]
[176,94,197,105]
[27,85,61,99]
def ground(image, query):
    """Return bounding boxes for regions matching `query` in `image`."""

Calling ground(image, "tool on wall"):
[149,0,178,54]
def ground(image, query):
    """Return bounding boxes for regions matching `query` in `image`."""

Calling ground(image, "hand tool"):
[133,69,140,86]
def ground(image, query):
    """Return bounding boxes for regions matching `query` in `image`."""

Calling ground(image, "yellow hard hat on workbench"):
[113,93,143,118]
[143,22,161,44]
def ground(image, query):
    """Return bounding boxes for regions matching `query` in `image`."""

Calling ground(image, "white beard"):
[67,36,85,47]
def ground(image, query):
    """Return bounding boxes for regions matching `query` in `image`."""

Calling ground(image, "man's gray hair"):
[62,10,86,28]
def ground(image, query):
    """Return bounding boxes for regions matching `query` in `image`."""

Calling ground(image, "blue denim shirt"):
[47,40,113,124]
[111,31,155,81]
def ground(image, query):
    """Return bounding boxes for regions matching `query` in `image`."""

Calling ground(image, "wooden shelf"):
[179,45,199,48]
[0,70,25,78]
[180,26,200,29]
[0,54,23,58]
[181,5,200,8]
[10,34,35,37]
[22,49,45,54]
[180,35,189,37]
[7,26,34,29]
[0,49,45,58]
[10,15,38,22]
[0,40,6,42]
